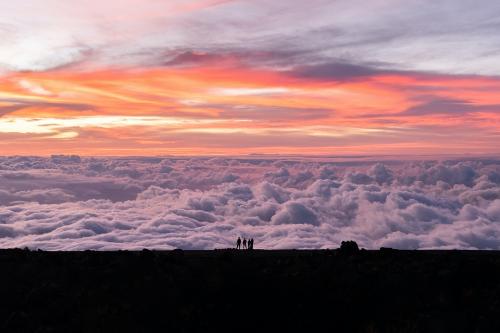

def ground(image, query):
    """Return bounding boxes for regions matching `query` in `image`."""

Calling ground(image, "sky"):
[1,0,500,155]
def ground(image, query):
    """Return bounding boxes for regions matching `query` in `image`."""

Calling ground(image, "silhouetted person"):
[248,238,254,250]
[236,237,241,249]
[243,238,247,249]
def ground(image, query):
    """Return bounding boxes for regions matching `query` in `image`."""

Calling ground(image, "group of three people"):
[236,237,254,250]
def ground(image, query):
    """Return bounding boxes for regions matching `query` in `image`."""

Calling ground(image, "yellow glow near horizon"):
[0,115,236,136]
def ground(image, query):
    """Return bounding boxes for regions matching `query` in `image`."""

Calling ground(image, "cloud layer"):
[0,156,499,250]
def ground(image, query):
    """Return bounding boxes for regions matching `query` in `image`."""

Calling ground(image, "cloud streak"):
[0,66,499,155]
[2,1,500,75]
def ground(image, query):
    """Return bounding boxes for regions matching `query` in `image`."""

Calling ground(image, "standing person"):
[243,238,247,249]
[236,237,241,249]
[249,238,254,250]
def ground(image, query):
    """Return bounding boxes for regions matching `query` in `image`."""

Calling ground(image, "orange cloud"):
[1,64,499,156]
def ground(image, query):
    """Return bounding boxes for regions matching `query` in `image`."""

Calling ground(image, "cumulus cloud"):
[0,156,499,250]
[271,201,319,226]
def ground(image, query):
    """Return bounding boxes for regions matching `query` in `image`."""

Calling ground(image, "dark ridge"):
[1,248,500,332]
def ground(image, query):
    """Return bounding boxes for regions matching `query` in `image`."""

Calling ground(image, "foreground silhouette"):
[1,247,500,332]
[339,240,360,254]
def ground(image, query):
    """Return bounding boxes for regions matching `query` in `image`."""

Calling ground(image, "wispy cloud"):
[2,0,500,74]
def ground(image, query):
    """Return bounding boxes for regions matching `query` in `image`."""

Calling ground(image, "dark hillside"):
[1,249,500,332]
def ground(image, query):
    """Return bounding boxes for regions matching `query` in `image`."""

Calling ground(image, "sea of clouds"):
[0,155,499,250]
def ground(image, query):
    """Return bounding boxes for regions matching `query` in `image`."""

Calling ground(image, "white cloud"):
[18,79,53,96]
[0,156,499,250]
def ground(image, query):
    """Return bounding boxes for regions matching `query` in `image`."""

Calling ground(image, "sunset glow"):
[1,0,500,156]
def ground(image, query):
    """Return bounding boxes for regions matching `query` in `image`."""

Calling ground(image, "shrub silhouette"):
[339,240,359,254]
